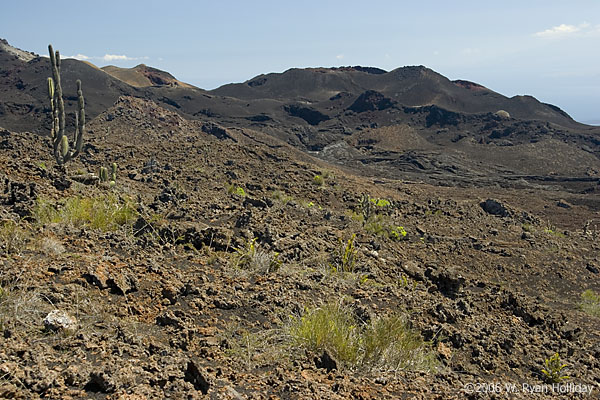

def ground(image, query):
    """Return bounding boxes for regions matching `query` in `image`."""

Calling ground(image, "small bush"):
[541,353,570,383]
[233,238,281,273]
[0,220,29,255]
[579,290,600,317]
[313,175,324,186]
[290,303,360,365]
[389,226,407,240]
[290,302,438,372]
[370,198,390,207]
[272,190,293,204]
[361,314,437,371]
[364,215,408,241]
[331,234,357,273]
[0,283,51,334]
[227,184,246,197]
[33,194,137,232]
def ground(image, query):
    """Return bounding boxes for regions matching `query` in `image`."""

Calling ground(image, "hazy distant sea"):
[582,120,600,126]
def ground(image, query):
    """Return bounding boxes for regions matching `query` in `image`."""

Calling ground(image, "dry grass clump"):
[579,289,600,317]
[0,220,29,256]
[33,194,137,232]
[232,239,281,274]
[289,302,438,372]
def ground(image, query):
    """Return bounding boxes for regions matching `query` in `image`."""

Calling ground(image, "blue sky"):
[2,1,599,122]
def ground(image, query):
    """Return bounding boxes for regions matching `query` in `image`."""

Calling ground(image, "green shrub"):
[331,234,357,273]
[34,194,137,232]
[370,198,390,207]
[313,175,324,186]
[227,184,246,197]
[541,353,570,383]
[290,302,438,372]
[290,303,360,365]
[390,226,407,240]
[361,314,437,371]
[364,215,408,241]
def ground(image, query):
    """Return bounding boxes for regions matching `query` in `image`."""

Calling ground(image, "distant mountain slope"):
[102,64,196,88]
[1,39,599,191]
[212,65,581,128]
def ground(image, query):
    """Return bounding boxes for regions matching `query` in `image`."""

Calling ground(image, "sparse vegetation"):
[0,220,29,256]
[0,281,51,335]
[290,302,438,372]
[272,190,293,204]
[351,195,407,240]
[227,184,246,197]
[541,353,570,383]
[223,326,284,371]
[389,225,407,240]
[33,194,137,232]
[361,214,408,241]
[521,223,533,232]
[313,174,324,186]
[331,234,357,273]
[579,289,600,317]
[232,238,281,273]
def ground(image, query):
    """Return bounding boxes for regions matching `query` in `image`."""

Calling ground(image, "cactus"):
[99,163,117,186]
[99,167,108,182]
[47,44,85,166]
[111,163,117,182]
[360,193,373,226]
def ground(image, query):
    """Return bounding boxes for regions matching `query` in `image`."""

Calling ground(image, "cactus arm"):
[71,80,85,158]
[47,78,56,138]
[110,163,117,183]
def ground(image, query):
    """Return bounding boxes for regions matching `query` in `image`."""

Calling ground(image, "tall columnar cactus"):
[47,44,85,166]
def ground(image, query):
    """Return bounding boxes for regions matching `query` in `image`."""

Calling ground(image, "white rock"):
[43,310,77,331]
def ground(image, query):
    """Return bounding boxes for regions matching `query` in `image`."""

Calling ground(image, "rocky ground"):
[1,96,600,399]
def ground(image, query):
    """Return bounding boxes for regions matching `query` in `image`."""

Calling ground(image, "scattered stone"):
[480,199,510,217]
[556,199,572,209]
[43,310,77,332]
[85,370,115,393]
[374,376,388,385]
[437,342,453,360]
[586,264,599,274]
[70,173,99,185]
[106,273,138,295]
[162,285,180,305]
[495,110,510,118]
[184,359,210,394]
[521,231,533,240]
[156,311,184,329]
[402,260,425,281]
[426,266,465,297]
[314,349,338,372]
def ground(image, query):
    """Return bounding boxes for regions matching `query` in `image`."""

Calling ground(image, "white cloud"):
[68,54,91,60]
[103,54,134,62]
[534,22,597,38]
[66,53,149,63]
[336,54,344,60]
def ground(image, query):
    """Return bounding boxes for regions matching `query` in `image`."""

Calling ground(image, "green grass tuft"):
[33,194,137,232]
[290,302,438,372]
[313,175,324,186]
